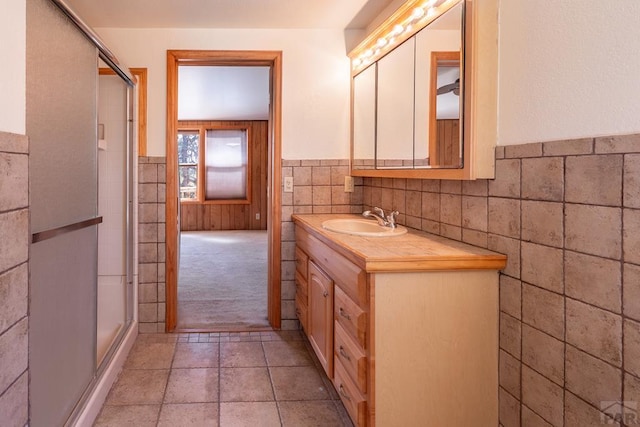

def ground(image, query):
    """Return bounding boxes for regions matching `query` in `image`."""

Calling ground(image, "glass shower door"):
[97,72,133,366]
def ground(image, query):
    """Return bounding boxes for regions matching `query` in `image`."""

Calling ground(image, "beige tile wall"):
[361,133,640,426]
[138,157,167,333]
[0,131,29,426]
[280,159,363,329]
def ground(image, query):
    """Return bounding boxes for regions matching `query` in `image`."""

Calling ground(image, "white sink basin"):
[321,218,408,237]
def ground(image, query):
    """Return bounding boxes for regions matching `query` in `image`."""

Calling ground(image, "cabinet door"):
[308,261,334,377]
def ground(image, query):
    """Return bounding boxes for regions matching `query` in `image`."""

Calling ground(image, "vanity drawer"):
[334,360,367,426]
[296,226,367,306]
[295,246,308,278]
[335,286,367,349]
[295,292,308,333]
[295,270,308,298]
[335,321,367,393]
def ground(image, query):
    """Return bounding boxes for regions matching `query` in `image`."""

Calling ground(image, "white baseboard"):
[72,321,138,427]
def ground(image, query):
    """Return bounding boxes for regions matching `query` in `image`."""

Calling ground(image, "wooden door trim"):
[166,50,282,331]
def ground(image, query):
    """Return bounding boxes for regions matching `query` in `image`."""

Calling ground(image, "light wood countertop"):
[292,213,507,273]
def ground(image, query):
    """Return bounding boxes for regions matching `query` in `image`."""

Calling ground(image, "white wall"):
[0,0,26,134]
[498,0,640,146]
[95,28,351,159]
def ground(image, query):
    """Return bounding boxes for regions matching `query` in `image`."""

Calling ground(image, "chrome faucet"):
[362,207,399,228]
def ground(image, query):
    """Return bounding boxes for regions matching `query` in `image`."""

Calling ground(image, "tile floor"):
[94,330,354,426]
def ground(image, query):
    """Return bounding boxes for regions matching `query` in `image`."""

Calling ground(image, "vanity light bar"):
[349,0,461,75]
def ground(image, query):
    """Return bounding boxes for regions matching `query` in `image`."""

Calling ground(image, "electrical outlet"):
[255,213,260,220]
[344,175,354,193]
[284,176,294,192]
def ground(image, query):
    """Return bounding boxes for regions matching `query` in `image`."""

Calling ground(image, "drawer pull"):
[339,345,351,361]
[339,307,351,320]
[339,384,352,401]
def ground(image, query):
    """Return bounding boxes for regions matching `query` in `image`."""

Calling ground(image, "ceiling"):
[63,0,397,30]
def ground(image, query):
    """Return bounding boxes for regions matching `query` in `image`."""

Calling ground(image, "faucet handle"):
[373,206,385,217]
[386,211,399,228]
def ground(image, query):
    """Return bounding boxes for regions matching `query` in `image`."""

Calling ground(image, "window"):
[177,126,250,203]
[177,130,199,200]
[205,129,248,200]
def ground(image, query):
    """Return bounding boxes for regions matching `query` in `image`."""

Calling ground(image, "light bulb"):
[377,38,387,48]
[392,24,404,36]
[411,7,425,20]
[364,49,374,57]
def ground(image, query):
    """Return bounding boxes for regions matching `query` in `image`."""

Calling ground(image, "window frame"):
[177,123,252,205]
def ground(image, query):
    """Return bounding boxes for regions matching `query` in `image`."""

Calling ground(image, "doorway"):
[166,50,283,332]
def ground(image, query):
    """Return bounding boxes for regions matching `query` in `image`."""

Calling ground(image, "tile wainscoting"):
[0,131,29,426]
[280,159,363,330]
[138,157,167,333]
[141,133,640,426]
[360,133,640,427]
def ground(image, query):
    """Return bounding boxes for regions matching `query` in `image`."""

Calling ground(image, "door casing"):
[165,50,283,331]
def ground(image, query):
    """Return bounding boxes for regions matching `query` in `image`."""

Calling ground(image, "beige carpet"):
[177,230,269,330]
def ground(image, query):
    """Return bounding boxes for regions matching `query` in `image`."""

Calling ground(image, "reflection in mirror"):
[429,51,460,166]
[377,37,415,169]
[352,64,376,170]
[350,0,465,173]
[415,2,463,168]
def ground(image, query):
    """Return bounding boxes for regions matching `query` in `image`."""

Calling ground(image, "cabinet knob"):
[339,307,351,320]
[339,384,352,401]
[323,290,329,297]
[339,345,351,361]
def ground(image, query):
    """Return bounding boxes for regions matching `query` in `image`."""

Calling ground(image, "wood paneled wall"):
[432,119,460,167]
[179,120,268,231]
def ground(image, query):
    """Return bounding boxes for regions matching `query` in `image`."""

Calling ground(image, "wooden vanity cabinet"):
[294,247,309,333]
[293,216,504,427]
[307,261,334,377]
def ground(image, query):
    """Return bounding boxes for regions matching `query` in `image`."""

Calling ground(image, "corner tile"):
[0,264,27,334]
[0,153,28,212]
[489,159,520,198]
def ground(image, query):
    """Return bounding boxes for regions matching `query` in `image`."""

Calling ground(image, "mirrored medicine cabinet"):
[349,0,499,180]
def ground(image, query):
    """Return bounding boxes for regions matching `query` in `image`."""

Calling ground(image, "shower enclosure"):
[27,0,136,425]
